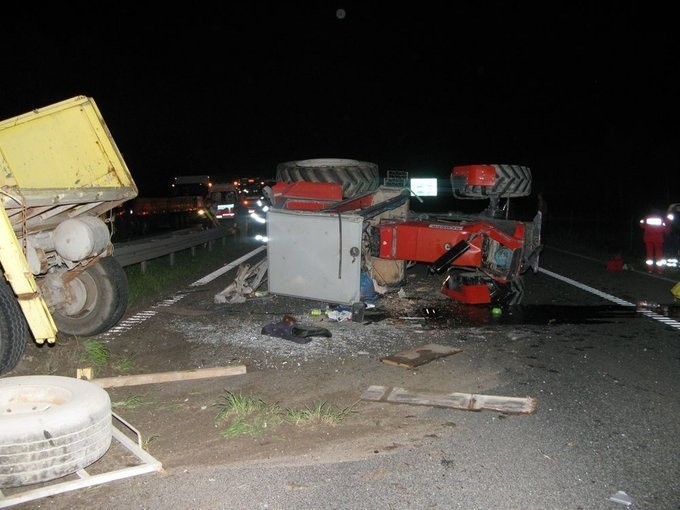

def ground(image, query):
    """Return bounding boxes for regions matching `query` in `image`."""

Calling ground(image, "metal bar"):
[112,226,233,267]
[0,421,162,509]
[356,189,410,219]
[189,245,266,286]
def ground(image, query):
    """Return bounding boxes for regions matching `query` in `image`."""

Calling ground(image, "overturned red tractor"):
[264,159,541,306]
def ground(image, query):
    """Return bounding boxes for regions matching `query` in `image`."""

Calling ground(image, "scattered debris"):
[79,365,247,389]
[361,385,537,414]
[606,255,624,272]
[372,279,388,295]
[214,258,268,304]
[326,310,353,322]
[380,343,462,368]
[351,302,366,322]
[609,490,633,507]
[362,309,389,324]
[261,317,332,344]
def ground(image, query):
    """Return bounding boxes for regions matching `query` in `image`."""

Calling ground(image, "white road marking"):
[99,246,266,339]
[190,245,266,286]
[539,267,680,331]
[98,295,186,339]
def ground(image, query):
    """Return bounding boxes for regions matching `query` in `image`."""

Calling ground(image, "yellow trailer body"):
[0,96,139,375]
[0,95,137,233]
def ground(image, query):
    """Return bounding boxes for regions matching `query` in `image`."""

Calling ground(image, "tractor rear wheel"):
[276,158,380,198]
[452,164,532,199]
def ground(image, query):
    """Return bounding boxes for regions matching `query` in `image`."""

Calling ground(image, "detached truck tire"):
[276,158,380,198]
[51,257,128,337]
[0,375,112,488]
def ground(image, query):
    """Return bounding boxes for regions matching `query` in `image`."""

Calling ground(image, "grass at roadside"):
[213,390,356,438]
[286,401,357,426]
[76,339,141,377]
[111,394,153,410]
[124,236,256,308]
[80,339,110,369]
[213,391,284,438]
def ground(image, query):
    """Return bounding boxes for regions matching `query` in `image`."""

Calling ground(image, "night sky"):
[3,3,678,219]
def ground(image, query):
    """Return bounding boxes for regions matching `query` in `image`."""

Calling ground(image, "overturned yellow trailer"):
[0,96,138,375]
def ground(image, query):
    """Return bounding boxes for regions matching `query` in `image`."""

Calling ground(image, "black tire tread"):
[453,164,532,199]
[0,375,112,488]
[51,256,128,337]
[276,158,380,198]
[0,278,28,375]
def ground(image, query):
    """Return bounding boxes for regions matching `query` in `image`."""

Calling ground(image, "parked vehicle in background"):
[209,182,239,220]
[114,176,239,238]
[0,96,138,375]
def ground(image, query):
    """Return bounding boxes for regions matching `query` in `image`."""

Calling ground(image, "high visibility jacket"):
[640,216,670,243]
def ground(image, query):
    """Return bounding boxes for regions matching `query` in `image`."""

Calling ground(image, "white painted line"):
[538,267,635,306]
[152,294,186,307]
[100,246,266,339]
[539,267,680,331]
[99,295,183,339]
[190,245,267,286]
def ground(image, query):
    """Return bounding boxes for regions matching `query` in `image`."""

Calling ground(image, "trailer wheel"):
[276,158,380,198]
[0,279,28,376]
[452,164,532,199]
[0,375,112,488]
[51,257,128,337]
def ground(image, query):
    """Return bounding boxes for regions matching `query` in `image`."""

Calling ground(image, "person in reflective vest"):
[639,213,670,272]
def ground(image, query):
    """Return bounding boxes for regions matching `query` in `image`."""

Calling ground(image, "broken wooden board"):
[80,365,247,389]
[361,385,537,414]
[380,343,462,368]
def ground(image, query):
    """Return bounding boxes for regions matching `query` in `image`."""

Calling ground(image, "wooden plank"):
[85,365,247,389]
[76,366,94,380]
[360,385,389,402]
[380,343,462,368]
[361,385,537,414]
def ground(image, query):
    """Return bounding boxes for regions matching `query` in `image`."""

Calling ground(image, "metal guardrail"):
[112,226,234,268]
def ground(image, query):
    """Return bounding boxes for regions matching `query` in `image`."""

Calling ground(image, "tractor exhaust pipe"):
[428,240,471,274]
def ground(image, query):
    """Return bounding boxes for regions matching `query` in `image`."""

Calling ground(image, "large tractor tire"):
[452,164,532,199]
[276,158,380,198]
[0,279,29,376]
[0,375,112,488]
[51,256,128,337]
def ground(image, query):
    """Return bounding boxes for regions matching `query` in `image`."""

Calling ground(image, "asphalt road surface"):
[5,244,680,510]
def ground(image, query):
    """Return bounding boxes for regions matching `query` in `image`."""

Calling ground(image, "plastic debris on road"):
[608,490,633,507]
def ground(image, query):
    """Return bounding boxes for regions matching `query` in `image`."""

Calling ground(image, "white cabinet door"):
[267,209,363,304]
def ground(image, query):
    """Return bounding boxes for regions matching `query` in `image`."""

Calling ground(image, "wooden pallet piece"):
[361,385,537,414]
